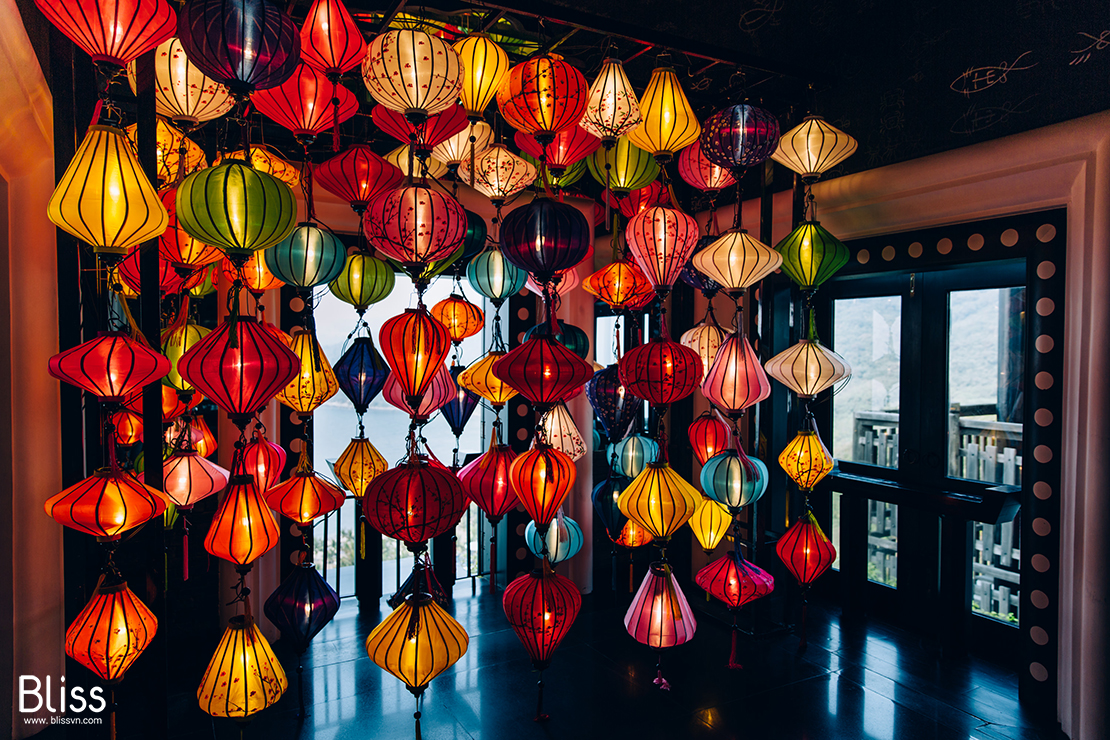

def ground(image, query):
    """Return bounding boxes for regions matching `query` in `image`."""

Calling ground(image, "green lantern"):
[586,136,659,194]
[520,153,587,190]
[176,160,297,259]
[163,322,211,392]
[265,222,346,289]
[467,247,526,307]
[329,251,395,313]
[774,220,850,290]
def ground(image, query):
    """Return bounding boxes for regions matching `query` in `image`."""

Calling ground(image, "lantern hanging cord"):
[226,566,252,612]
[732,180,744,231]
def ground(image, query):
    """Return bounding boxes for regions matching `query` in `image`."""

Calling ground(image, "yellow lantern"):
[162,322,210,392]
[197,614,287,718]
[383,144,449,180]
[778,428,835,491]
[618,463,700,543]
[626,64,701,162]
[48,125,168,257]
[125,118,207,183]
[214,145,301,188]
[366,592,469,692]
[771,115,858,183]
[452,34,509,120]
[457,351,519,409]
[689,496,731,554]
[333,436,387,498]
[579,57,643,144]
[276,329,338,416]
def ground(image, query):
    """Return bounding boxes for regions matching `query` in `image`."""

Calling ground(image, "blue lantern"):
[265,222,346,289]
[524,319,590,360]
[586,364,644,441]
[525,515,583,564]
[592,475,631,541]
[467,248,527,307]
[606,435,658,478]
[700,449,769,513]
[441,365,480,438]
[679,235,722,296]
[332,336,389,417]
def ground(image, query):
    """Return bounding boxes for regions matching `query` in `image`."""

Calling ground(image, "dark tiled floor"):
[49,580,1066,740]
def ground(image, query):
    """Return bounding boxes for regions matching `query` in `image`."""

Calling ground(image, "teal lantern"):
[524,320,590,360]
[525,515,583,564]
[700,449,769,514]
[329,252,395,314]
[774,220,850,290]
[265,222,346,289]
[606,435,659,478]
[176,160,298,259]
[467,248,526,307]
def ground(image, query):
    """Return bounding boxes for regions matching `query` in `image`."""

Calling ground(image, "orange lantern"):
[778,426,835,491]
[583,260,655,311]
[110,409,144,446]
[333,436,387,498]
[264,457,345,524]
[430,294,485,344]
[379,309,452,413]
[613,519,654,548]
[457,351,519,410]
[45,469,168,539]
[66,575,157,683]
[203,475,280,566]
[162,450,229,508]
[496,54,588,146]
[508,445,577,531]
[159,187,223,269]
[222,253,284,294]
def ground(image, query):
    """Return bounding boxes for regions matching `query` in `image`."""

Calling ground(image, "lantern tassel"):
[182,529,189,582]
[331,79,341,153]
[489,526,497,595]
[534,671,548,722]
[653,654,671,691]
[728,618,743,669]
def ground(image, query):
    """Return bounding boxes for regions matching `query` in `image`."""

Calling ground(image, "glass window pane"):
[972,516,1021,624]
[866,501,898,588]
[831,491,842,570]
[832,296,902,467]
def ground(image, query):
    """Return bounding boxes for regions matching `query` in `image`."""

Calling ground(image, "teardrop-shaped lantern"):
[457,352,519,410]
[677,139,737,195]
[204,475,280,565]
[680,316,728,378]
[36,0,174,67]
[691,229,782,299]
[264,561,340,655]
[493,336,594,411]
[771,116,858,183]
[379,309,452,412]
[626,63,700,162]
[381,364,455,422]
[431,294,485,344]
[586,135,658,194]
[178,0,300,95]
[624,562,696,648]
[776,509,837,587]
[618,463,699,542]
[523,319,589,360]
[606,435,659,478]
[373,103,469,157]
[159,188,223,270]
[457,144,536,206]
[49,332,170,401]
[265,222,346,289]
[695,550,775,609]
[764,323,851,399]
[701,448,769,513]
[539,403,586,461]
[586,364,644,441]
[690,497,731,554]
[618,338,702,407]
[500,197,591,283]
[515,127,601,177]
[701,332,771,418]
[503,566,581,673]
[700,104,781,172]
[774,221,850,290]
[688,412,730,466]
[364,459,467,547]
[778,427,834,491]
[151,37,235,127]
[579,57,642,143]
[223,253,284,294]
[441,365,480,438]
[458,430,518,522]
[452,34,509,120]
[361,29,463,118]
[242,432,286,493]
[625,206,700,295]
[365,184,467,266]
[252,63,359,141]
[333,436,387,498]
[467,248,527,307]
[432,121,494,167]
[66,576,157,683]
[583,260,655,312]
[163,450,229,508]
[314,145,404,212]
[508,445,577,530]
[46,469,168,538]
[525,515,584,564]
[365,593,469,692]
[48,126,168,257]
[298,0,365,76]
[264,463,345,524]
[197,614,287,717]
[496,54,588,145]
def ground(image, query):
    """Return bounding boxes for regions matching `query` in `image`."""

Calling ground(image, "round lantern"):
[48,125,168,257]
[365,592,469,695]
[624,562,696,648]
[586,135,658,194]
[457,352,519,410]
[778,428,835,491]
[36,0,174,67]
[381,364,455,422]
[458,431,518,522]
[298,0,366,77]
[159,187,223,269]
[263,561,340,656]
[198,614,287,718]
[579,57,642,143]
[500,198,591,283]
[457,144,536,205]
[688,412,730,466]
[149,37,235,126]
[333,336,390,416]
[264,466,345,524]
[774,220,850,290]
[625,206,701,295]
[626,63,700,162]
[383,144,449,180]
[690,496,731,554]
[363,460,467,548]
[177,0,300,95]
[432,121,493,167]
[592,476,631,541]
[314,145,404,212]
[265,222,346,289]
[700,104,781,172]
[361,29,463,119]
[618,338,702,407]
[66,576,157,683]
[691,229,782,299]
[334,436,387,498]
[373,103,469,157]
[431,294,485,344]
[776,509,837,587]
[329,252,395,312]
[378,309,452,411]
[222,252,284,294]
[252,63,359,141]
[46,469,168,538]
[162,450,229,508]
[178,315,301,426]
[441,365,480,438]
[452,34,509,120]
[765,320,851,399]
[771,115,858,182]
[680,315,728,379]
[696,550,775,610]
[49,332,170,402]
[365,184,467,267]
[204,474,280,565]
[503,568,582,673]
[496,54,588,145]
[176,160,297,258]
[606,435,659,479]
[701,448,769,513]
[523,320,589,360]
[585,364,644,441]
[243,432,286,493]
[583,260,655,312]
[702,332,771,418]
[526,515,583,564]
[467,248,527,306]
[618,463,699,542]
[493,335,594,410]
[538,402,586,461]
[515,127,601,177]
[678,138,737,194]
[508,445,577,530]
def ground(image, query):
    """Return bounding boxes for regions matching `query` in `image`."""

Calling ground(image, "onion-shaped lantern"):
[579,57,642,144]
[333,336,390,415]
[197,615,286,718]
[538,402,586,461]
[441,365,480,438]
[778,427,834,491]
[365,593,468,698]
[700,104,781,172]
[701,332,771,418]
[680,315,728,378]
[690,497,731,554]
[678,139,737,195]
[625,206,700,295]
[627,63,700,162]
[176,160,297,258]
[625,562,696,648]
[372,103,469,157]
[457,352,518,410]
[452,34,509,120]
[179,315,300,426]
[252,63,359,142]
[265,222,346,289]
[688,412,730,466]
[432,121,493,167]
[526,514,583,564]
[222,252,284,294]
[365,184,467,267]
[515,127,601,177]
[48,125,168,257]
[586,364,643,441]
[314,145,404,212]
[379,309,451,412]
[457,144,536,206]
[177,0,300,95]
[363,459,467,548]
[458,430,518,522]
[618,338,702,407]
[691,229,782,299]
[592,476,631,541]
[604,180,669,219]
[159,188,223,269]
[496,54,588,145]
[774,220,850,290]
[509,445,577,531]
[36,0,174,67]
[583,260,655,311]
[523,319,589,360]
[163,450,229,508]
[264,560,340,656]
[243,432,286,493]
[298,0,365,77]
[700,448,769,513]
[49,332,170,402]
[618,463,699,542]
[46,469,168,538]
[204,475,280,565]
[776,509,837,587]
[765,319,851,399]
[116,245,206,294]
[696,550,774,609]
[586,135,658,194]
[493,336,594,411]
[503,566,581,677]
[606,435,659,478]
[500,198,591,283]
[771,116,857,183]
[381,365,454,422]
[361,29,463,119]
[467,248,527,307]
[431,294,484,344]
[264,462,345,524]
[329,252,395,312]
[151,37,235,127]
[333,436,387,498]
[66,576,157,683]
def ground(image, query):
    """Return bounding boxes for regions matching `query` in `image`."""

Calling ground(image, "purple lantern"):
[700,104,780,173]
[585,364,644,441]
[264,561,340,655]
[441,365,480,439]
[177,0,300,96]
[499,198,591,284]
[333,336,390,417]
[679,235,723,296]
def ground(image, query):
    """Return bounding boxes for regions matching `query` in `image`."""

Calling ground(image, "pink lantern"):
[381,365,454,422]
[701,332,770,419]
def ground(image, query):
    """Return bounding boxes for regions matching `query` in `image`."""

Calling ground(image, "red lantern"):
[613,519,653,548]
[492,336,594,411]
[624,562,696,649]
[35,0,175,67]
[363,460,467,549]
[508,445,576,530]
[514,127,601,176]
[178,315,301,427]
[701,332,770,419]
[503,567,582,670]
[776,509,837,588]
[159,188,223,270]
[604,180,669,219]
[381,365,454,422]
[204,475,280,566]
[458,431,518,522]
[314,145,404,212]
[625,205,701,295]
[162,450,229,508]
[252,64,359,142]
[117,246,206,295]
[122,384,192,422]
[110,410,143,445]
[688,412,730,466]
[264,467,345,524]
[677,139,737,195]
[364,185,467,266]
[299,0,366,76]
[497,54,589,145]
[696,550,774,609]
[66,576,157,683]
[372,103,469,158]
[582,260,655,311]
[242,432,286,494]
[379,309,452,413]
[49,332,170,402]
[45,469,168,539]
[618,338,702,407]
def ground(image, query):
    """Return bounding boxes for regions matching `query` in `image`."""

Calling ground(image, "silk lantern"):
[431,294,484,344]
[459,431,518,522]
[701,448,768,513]
[314,145,404,212]
[373,103,469,157]
[625,562,696,648]
[222,252,283,294]
[778,427,835,491]
[625,206,700,295]
[252,63,359,141]
[66,576,157,683]
[49,332,170,401]
[214,146,301,189]
[618,338,702,407]
[539,402,586,461]
[700,104,781,172]
[264,459,345,524]
[618,463,699,542]
[765,319,851,398]
[365,593,469,700]
[521,154,586,190]
[123,383,192,422]
[159,188,223,269]
[500,198,591,283]
[457,144,536,206]
[36,0,174,67]
[604,180,670,219]
[453,34,509,120]
[688,412,730,466]
[162,450,229,508]
[333,436,387,498]
[116,245,206,294]
[678,139,737,195]
[606,435,659,479]
[679,235,721,296]
[523,319,589,360]
[298,0,365,77]
[526,515,583,564]
[701,332,771,418]
[691,229,782,299]
[467,248,527,307]
[177,0,300,95]
[583,260,655,312]
[124,118,207,183]
[432,121,493,167]
[496,54,588,145]
[441,366,480,439]
[503,567,581,675]
[586,135,658,194]
[333,336,390,416]
[772,116,858,182]
[379,309,451,412]
[515,127,601,177]
[615,519,654,548]
[46,469,168,538]
[264,561,340,657]
[109,410,143,445]
[774,220,850,290]
[525,266,582,301]
[329,252,395,312]
[266,222,346,289]
[150,38,235,126]
[243,431,286,493]
[362,29,463,119]
[457,352,518,410]
[365,184,467,266]
[197,614,287,717]
[579,57,642,143]
[690,497,731,554]
[381,365,455,422]
[680,315,728,378]
[696,549,774,609]
[627,63,700,162]
[383,144,449,180]
[493,335,594,410]
[585,364,643,441]
[509,445,576,531]
[204,475,280,565]
[777,509,837,587]
[363,459,467,548]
